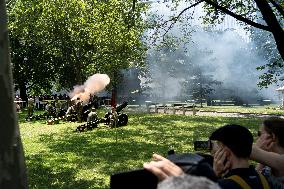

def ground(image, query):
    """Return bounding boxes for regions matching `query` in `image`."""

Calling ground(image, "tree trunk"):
[199,83,203,108]
[111,88,117,107]
[254,0,284,62]
[19,82,27,104]
[0,1,28,188]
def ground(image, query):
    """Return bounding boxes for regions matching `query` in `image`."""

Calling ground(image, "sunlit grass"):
[20,111,263,189]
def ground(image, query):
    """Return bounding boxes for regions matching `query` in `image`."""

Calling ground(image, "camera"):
[110,168,158,189]
[110,150,217,189]
[194,140,212,151]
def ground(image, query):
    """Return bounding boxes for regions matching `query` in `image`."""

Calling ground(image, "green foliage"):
[146,0,284,87]
[181,67,222,104]
[142,47,188,99]
[252,27,284,88]
[20,111,265,188]
[8,0,149,92]
[201,0,259,26]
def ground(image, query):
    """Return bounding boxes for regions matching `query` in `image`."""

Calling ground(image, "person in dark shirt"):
[144,124,270,189]
[218,166,267,189]
[209,124,269,189]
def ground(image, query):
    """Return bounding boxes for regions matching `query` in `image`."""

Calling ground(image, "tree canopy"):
[7,0,149,98]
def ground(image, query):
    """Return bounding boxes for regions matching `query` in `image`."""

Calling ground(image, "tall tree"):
[8,0,149,98]
[181,67,221,107]
[144,46,189,101]
[0,0,28,188]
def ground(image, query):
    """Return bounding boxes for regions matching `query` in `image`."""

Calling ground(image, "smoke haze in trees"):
[142,2,279,103]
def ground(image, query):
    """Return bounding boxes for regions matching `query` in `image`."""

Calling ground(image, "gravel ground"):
[142,107,284,119]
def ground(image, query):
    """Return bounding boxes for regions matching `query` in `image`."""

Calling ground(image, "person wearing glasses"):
[250,117,284,187]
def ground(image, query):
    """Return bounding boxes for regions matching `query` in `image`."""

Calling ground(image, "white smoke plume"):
[70,74,110,103]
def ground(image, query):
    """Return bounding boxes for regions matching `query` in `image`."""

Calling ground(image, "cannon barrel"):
[116,101,128,112]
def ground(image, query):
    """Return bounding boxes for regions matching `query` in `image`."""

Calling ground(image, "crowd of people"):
[16,94,118,126]
[142,117,284,189]
[14,94,70,112]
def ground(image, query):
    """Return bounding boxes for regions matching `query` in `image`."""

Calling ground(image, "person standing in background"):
[27,97,34,117]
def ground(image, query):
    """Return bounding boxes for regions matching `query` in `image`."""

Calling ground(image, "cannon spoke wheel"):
[118,114,128,126]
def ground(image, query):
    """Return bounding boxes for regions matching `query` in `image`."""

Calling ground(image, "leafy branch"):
[203,0,271,32]
[160,0,205,39]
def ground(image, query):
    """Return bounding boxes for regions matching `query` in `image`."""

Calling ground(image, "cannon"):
[77,99,99,122]
[103,101,128,127]
[75,120,99,132]
[75,102,129,132]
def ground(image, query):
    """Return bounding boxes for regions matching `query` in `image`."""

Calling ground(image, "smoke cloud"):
[70,74,110,103]
[140,2,280,103]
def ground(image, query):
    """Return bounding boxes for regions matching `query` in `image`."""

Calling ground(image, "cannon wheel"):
[118,114,128,126]
[77,125,86,132]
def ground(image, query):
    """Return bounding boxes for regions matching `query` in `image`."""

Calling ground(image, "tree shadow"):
[24,113,262,188]
[26,154,95,189]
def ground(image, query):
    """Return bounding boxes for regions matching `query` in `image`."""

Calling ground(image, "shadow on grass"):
[26,131,167,189]
[24,113,263,189]
[27,154,95,189]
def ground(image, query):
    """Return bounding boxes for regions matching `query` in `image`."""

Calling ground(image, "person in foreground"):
[144,124,270,189]
[250,117,284,187]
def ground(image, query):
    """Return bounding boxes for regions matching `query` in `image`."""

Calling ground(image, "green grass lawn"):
[20,111,264,189]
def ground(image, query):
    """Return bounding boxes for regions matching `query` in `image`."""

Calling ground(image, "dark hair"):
[263,117,284,148]
[209,124,253,158]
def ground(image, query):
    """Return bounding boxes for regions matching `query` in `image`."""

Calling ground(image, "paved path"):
[129,107,284,118]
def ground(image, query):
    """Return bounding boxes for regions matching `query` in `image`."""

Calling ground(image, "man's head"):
[209,124,253,159]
